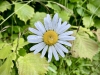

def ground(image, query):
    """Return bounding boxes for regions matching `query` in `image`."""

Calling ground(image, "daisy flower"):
[27,13,75,62]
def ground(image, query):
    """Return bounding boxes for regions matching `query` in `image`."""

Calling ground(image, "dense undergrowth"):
[0,0,100,75]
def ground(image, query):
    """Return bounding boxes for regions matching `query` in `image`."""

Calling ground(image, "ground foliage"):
[0,0,100,75]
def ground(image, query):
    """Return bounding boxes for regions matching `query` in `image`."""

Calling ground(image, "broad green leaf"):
[71,30,98,60]
[30,12,46,26]
[16,53,48,75]
[12,38,28,51]
[77,7,85,16]
[87,3,100,17]
[82,16,94,28]
[0,44,12,59]
[0,52,16,75]
[0,1,11,12]
[95,29,100,42]
[58,10,71,21]
[14,3,34,23]
[46,2,61,12]
[89,0,100,7]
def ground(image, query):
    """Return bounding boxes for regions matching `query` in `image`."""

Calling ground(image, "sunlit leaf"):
[77,7,85,16]
[46,2,61,12]
[82,16,94,28]
[87,3,100,17]
[95,29,100,42]
[16,53,48,75]
[14,3,34,23]
[0,1,11,12]
[71,30,98,60]
[0,52,16,75]
[58,10,71,21]
[0,44,12,59]
[12,38,28,51]
[30,12,46,26]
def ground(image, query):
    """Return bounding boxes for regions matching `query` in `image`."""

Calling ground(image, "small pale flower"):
[27,13,75,62]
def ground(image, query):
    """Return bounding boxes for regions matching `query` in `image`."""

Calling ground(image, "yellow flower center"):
[43,30,58,45]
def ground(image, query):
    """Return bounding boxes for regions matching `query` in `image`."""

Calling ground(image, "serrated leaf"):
[0,52,16,75]
[14,3,34,23]
[0,1,11,12]
[30,12,46,26]
[95,29,100,42]
[17,53,48,75]
[71,30,98,60]
[87,3,100,17]
[0,44,12,59]
[82,16,94,28]
[12,38,28,51]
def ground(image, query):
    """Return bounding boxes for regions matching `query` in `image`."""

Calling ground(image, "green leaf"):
[30,12,46,26]
[14,3,34,23]
[46,2,61,12]
[12,38,28,51]
[71,30,98,60]
[0,52,16,75]
[87,3,100,17]
[0,44,12,59]
[16,53,48,75]
[82,16,94,28]
[58,10,71,21]
[77,7,85,16]
[89,0,100,7]
[69,0,80,3]
[0,15,4,20]
[0,1,11,12]
[95,29,100,42]
[66,59,72,66]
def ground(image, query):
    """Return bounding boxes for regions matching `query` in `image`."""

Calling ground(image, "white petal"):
[56,43,68,53]
[41,45,48,58]
[59,31,73,36]
[28,27,42,35]
[56,21,67,33]
[58,40,72,47]
[51,45,59,61]
[35,21,46,33]
[59,35,75,41]
[48,46,52,62]
[27,35,43,43]
[54,44,65,57]
[30,42,44,51]
[52,13,59,30]
[34,42,46,54]
[57,24,71,34]
[44,14,52,30]
[54,18,62,31]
